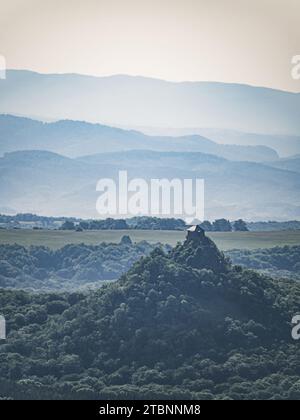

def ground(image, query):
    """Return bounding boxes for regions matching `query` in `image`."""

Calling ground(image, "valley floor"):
[0,229,300,250]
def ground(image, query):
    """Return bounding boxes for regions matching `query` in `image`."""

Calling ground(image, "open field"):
[0,229,300,250]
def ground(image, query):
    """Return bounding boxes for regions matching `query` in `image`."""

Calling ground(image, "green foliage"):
[126,217,186,231]
[199,221,213,232]
[1,214,300,232]
[200,219,248,232]
[212,219,232,232]
[0,241,164,291]
[0,235,300,400]
[227,245,300,274]
[60,221,76,231]
[172,236,230,273]
[79,219,129,230]
[233,220,249,232]
[247,221,300,232]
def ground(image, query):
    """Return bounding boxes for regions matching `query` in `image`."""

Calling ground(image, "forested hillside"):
[0,233,299,400]
[228,246,300,273]
[1,241,300,291]
[227,246,300,281]
[0,240,164,291]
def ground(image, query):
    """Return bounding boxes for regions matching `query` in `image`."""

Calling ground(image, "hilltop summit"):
[0,235,299,399]
[171,226,230,273]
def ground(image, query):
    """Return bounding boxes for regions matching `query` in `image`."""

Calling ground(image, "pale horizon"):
[0,0,299,92]
[5,67,300,95]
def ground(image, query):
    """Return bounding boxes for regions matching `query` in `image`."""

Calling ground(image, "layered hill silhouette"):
[0,115,278,161]
[0,70,299,135]
[0,116,298,220]
[0,233,299,400]
[266,156,300,174]
[143,127,300,158]
[1,149,300,220]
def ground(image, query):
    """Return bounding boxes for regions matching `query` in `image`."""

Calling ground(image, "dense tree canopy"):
[233,220,249,232]
[0,241,165,291]
[0,234,299,400]
[228,246,300,279]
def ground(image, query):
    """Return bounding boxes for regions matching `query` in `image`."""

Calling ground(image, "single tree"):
[233,219,249,232]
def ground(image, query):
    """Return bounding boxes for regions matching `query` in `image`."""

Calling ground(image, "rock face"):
[172,227,229,273]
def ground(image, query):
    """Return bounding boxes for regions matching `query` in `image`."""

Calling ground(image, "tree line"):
[60,217,249,232]
[2,213,300,232]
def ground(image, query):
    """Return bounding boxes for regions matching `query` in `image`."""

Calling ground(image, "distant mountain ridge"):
[138,127,300,158]
[0,149,299,220]
[265,156,300,173]
[0,114,278,162]
[0,69,299,135]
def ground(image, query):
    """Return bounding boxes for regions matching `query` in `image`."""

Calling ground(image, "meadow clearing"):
[0,229,299,250]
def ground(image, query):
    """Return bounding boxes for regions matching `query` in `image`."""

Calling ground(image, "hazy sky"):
[0,0,299,91]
